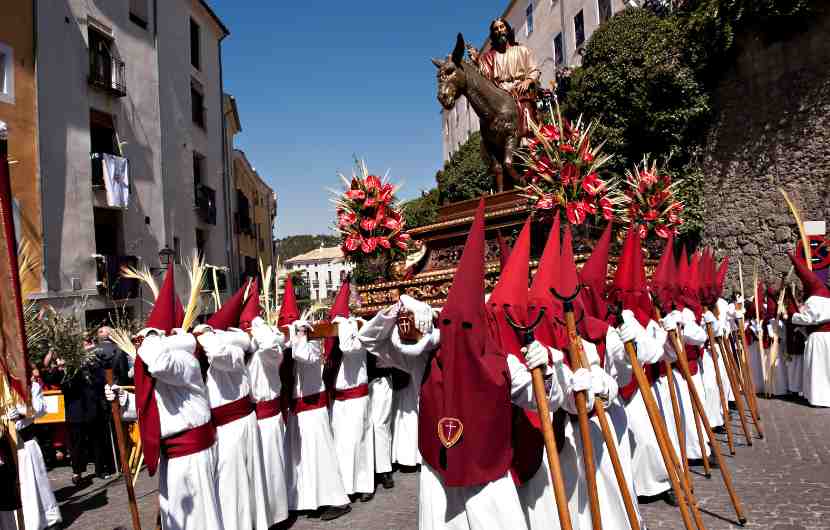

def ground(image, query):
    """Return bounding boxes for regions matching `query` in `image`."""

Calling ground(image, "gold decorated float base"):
[353,190,657,316]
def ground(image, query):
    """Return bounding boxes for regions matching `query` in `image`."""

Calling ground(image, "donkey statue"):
[433,33,523,192]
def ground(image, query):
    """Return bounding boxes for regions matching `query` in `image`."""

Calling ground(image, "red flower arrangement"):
[621,156,684,239]
[521,108,623,225]
[333,161,418,266]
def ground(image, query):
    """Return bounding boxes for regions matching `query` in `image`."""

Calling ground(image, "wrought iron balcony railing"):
[89,50,127,97]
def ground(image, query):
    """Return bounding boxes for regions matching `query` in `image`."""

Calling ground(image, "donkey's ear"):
[452,33,465,66]
[431,57,445,69]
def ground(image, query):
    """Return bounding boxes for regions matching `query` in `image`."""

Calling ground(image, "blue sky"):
[211,1,505,237]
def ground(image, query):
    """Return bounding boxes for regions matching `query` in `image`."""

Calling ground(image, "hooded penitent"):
[529,214,568,352]
[578,222,613,320]
[134,266,182,476]
[207,282,248,331]
[789,251,830,299]
[716,256,730,301]
[608,224,652,328]
[487,218,544,485]
[418,200,514,488]
[650,234,676,316]
[323,280,352,399]
[239,278,261,331]
[278,274,302,414]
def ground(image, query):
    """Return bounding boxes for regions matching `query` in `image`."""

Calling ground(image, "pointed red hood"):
[789,251,830,299]
[135,265,183,478]
[650,234,675,314]
[278,274,300,327]
[419,199,515,488]
[609,225,652,326]
[239,278,261,330]
[715,256,730,300]
[529,215,567,350]
[325,279,351,354]
[578,222,613,319]
[207,281,247,330]
[146,267,181,333]
[489,218,532,357]
[323,279,352,397]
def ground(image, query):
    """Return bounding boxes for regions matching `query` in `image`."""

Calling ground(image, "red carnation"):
[344,234,362,252]
[566,201,586,225]
[581,199,597,215]
[560,163,578,186]
[360,217,377,231]
[338,211,357,228]
[383,216,402,231]
[600,197,614,221]
[378,237,392,249]
[364,196,378,208]
[559,143,576,154]
[365,175,382,190]
[643,209,659,221]
[581,172,605,196]
[361,237,378,253]
[345,189,366,201]
[379,183,394,204]
[655,224,672,239]
[668,211,681,225]
[540,124,561,141]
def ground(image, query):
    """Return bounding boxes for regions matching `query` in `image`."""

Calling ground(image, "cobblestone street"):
[47,396,830,530]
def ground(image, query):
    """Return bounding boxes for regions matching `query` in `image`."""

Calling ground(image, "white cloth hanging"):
[102,153,130,208]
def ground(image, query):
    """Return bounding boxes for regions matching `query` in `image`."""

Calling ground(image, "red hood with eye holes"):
[418,200,514,490]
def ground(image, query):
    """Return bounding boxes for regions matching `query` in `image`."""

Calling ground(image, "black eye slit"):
[462,322,473,329]
[443,319,452,325]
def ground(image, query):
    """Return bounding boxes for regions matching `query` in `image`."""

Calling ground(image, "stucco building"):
[442,0,626,161]
[233,148,277,284]
[0,0,42,293]
[17,0,232,327]
[283,246,352,303]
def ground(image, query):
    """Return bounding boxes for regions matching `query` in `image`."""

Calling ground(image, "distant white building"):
[442,0,626,162]
[282,246,352,303]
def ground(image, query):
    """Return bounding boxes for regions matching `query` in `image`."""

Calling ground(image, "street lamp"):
[159,246,175,269]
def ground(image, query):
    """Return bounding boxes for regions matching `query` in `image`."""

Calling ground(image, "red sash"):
[212,396,255,427]
[292,391,329,414]
[255,396,281,420]
[809,322,830,334]
[161,422,216,459]
[334,384,369,401]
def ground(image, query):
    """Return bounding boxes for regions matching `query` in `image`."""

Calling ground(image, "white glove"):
[4,409,23,422]
[618,314,642,344]
[104,384,128,407]
[703,311,717,326]
[399,295,434,335]
[571,368,592,393]
[334,316,364,354]
[251,317,285,351]
[523,341,550,371]
[590,365,608,399]
[680,308,697,326]
[661,313,678,332]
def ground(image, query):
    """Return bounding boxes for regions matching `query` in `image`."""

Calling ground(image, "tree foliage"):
[436,132,491,205]
[402,188,440,229]
[275,234,340,262]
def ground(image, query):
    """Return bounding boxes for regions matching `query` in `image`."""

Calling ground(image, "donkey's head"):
[433,33,467,110]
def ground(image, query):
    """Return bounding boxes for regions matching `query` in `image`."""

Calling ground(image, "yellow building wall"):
[0,0,42,295]
[233,155,275,275]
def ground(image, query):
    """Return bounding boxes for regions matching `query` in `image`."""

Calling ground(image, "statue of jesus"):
[468,18,541,136]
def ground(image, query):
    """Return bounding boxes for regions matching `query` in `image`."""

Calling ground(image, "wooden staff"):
[664,358,691,488]
[718,334,753,445]
[555,293,638,530]
[703,321,735,455]
[105,369,142,530]
[505,310,574,530]
[736,261,763,435]
[668,330,748,525]
[623,339,702,530]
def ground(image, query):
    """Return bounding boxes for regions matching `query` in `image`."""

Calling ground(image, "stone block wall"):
[702,5,830,294]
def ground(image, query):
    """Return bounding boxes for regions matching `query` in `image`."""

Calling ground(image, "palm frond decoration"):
[109,327,137,359]
[120,263,159,300]
[181,251,206,331]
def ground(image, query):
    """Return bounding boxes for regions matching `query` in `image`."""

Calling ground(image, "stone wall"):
[702,4,830,293]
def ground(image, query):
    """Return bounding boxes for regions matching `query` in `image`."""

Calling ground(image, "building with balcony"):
[442,0,626,161]
[0,0,41,294]
[283,246,352,303]
[28,0,232,327]
[232,148,277,285]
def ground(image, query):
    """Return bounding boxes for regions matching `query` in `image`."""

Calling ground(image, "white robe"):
[792,296,830,407]
[247,321,289,526]
[138,332,223,530]
[786,343,804,395]
[392,377,422,467]
[200,330,270,530]
[747,321,767,396]
[285,335,350,510]
[359,305,546,530]
[765,319,790,396]
[329,318,375,495]
[369,372,395,474]
[699,348,724,428]
[8,383,62,530]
